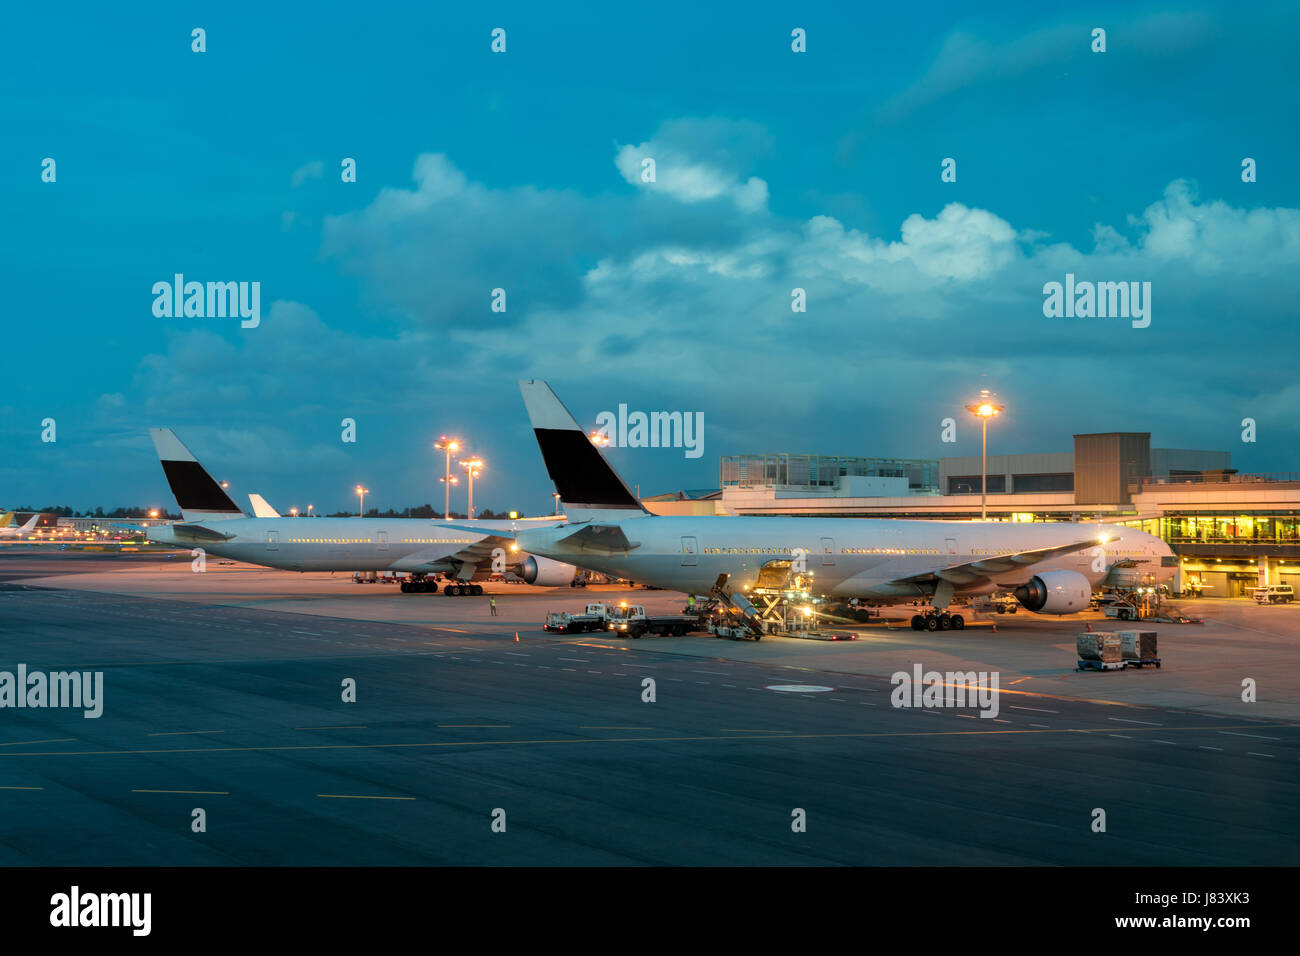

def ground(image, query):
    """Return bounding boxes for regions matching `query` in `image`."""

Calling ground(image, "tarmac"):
[1,550,1296,865]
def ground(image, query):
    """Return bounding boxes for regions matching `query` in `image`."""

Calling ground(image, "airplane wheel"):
[911,615,924,631]
[938,613,951,630]
[950,614,965,630]
[472,584,483,596]
[443,584,455,595]
[925,615,941,631]
[400,582,411,593]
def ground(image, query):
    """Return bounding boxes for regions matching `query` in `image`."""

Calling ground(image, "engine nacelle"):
[518,555,577,587]
[1013,570,1092,614]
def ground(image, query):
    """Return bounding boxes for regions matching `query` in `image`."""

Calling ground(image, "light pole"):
[553,491,561,516]
[307,504,313,518]
[355,485,368,517]
[434,436,461,519]
[290,507,298,518]
[964,390,1004,520]
[461,459,483,519]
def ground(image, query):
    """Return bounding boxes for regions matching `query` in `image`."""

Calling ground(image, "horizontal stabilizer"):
[169,523,236,542]
[555,524,640,554]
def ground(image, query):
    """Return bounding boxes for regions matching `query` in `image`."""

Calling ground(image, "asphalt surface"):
[1,564,1297,865]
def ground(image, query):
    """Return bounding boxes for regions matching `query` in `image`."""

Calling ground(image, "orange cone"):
[513,632,519,643]
[1085,622,1093,632]
[991,622,997,633]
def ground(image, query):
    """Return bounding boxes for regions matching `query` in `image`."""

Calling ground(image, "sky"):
[3,1,1298,516]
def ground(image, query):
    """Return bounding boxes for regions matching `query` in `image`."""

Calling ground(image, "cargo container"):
[1118,631,1158,661]
[1076,631,1122,663]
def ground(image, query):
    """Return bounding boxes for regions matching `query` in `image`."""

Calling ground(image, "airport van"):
[1252,584,1294,605]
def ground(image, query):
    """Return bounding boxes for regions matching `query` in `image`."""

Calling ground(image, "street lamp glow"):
[461,458,484,518]
[290,507,299,518]
[355,485,369,517]
[435,436,463,519]
[963,390,1005,521]
[588,431,610,446]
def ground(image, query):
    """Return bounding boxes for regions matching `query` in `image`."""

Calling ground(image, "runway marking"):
[295,725,368,731]
[1248,752,1275,758]
[317,794,415,801]
[504,652,529,657]
[1108,717,1162,726]
[5,722,1291,759]
[720,729,792,734]
[1199,746,1224,751]
[132,789,228,795]
[559,658,589,663]
[147,730,225,737]
[1109,734,1132,739]
[1153,739,1177,745]
[0,738,75,747]
[430,627,471,633]
[1219,731,1280,741]
[580,726,652,730]
[438,724,510,728]
[0,786,43,790]
[1010,705,1059,714]
[1029,723,1051,729]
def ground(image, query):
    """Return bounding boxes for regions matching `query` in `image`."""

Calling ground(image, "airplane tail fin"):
[518,380,649,522]
[248,494,281,518]
[0,511,13,528]
[17,513,40,533]
[149,429,245,522]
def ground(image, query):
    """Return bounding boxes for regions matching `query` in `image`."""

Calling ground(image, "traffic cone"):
[513,632,519,643]
[1085,622,1093,632]
[991,621,997,633]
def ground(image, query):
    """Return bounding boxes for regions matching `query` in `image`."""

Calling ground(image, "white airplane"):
[248,494,281,518]
[507,381,1178,631]
[143,428,577,594]
[0,512,41,538]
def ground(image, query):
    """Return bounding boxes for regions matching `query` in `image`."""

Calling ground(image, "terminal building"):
[643,433,1300,598]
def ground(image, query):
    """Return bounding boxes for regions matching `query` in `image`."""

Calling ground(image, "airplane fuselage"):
[517,516,1177,602]
[149,516,562,575]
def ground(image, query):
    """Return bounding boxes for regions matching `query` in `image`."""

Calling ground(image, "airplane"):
[143,428,577,594]
[248,494,280,518]
[508,380,1179,631]
[0,512,41,538]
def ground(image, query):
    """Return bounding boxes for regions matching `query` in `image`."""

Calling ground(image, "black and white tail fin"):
[149,428,244,521]
[518,380,650,523]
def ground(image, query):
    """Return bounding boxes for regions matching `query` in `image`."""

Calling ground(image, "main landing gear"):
[910,610,965,632]
[399,575,484,596]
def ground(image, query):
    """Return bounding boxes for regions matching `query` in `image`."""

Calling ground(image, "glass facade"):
[1157,512,1300,545]
[721,454,938,491]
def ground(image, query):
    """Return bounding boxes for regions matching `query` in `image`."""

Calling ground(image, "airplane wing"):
[385,531,517,574]
[887,538,1101,588]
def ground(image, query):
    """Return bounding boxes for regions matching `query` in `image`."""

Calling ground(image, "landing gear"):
[441,583,484,596]
[911,610,965,631]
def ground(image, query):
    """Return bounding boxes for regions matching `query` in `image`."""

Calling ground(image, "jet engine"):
[1013,569,1092,614]
[518,555,578,587]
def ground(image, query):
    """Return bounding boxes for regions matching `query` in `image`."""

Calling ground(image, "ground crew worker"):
[490,597,498,616]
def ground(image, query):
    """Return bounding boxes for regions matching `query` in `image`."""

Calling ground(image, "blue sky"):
[3,1,1298,515]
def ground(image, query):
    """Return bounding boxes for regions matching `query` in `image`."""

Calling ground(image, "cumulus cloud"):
[614,117,771,211]
[290,160,324,188]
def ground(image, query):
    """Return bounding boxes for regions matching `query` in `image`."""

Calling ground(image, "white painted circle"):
[766,684,834,693]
